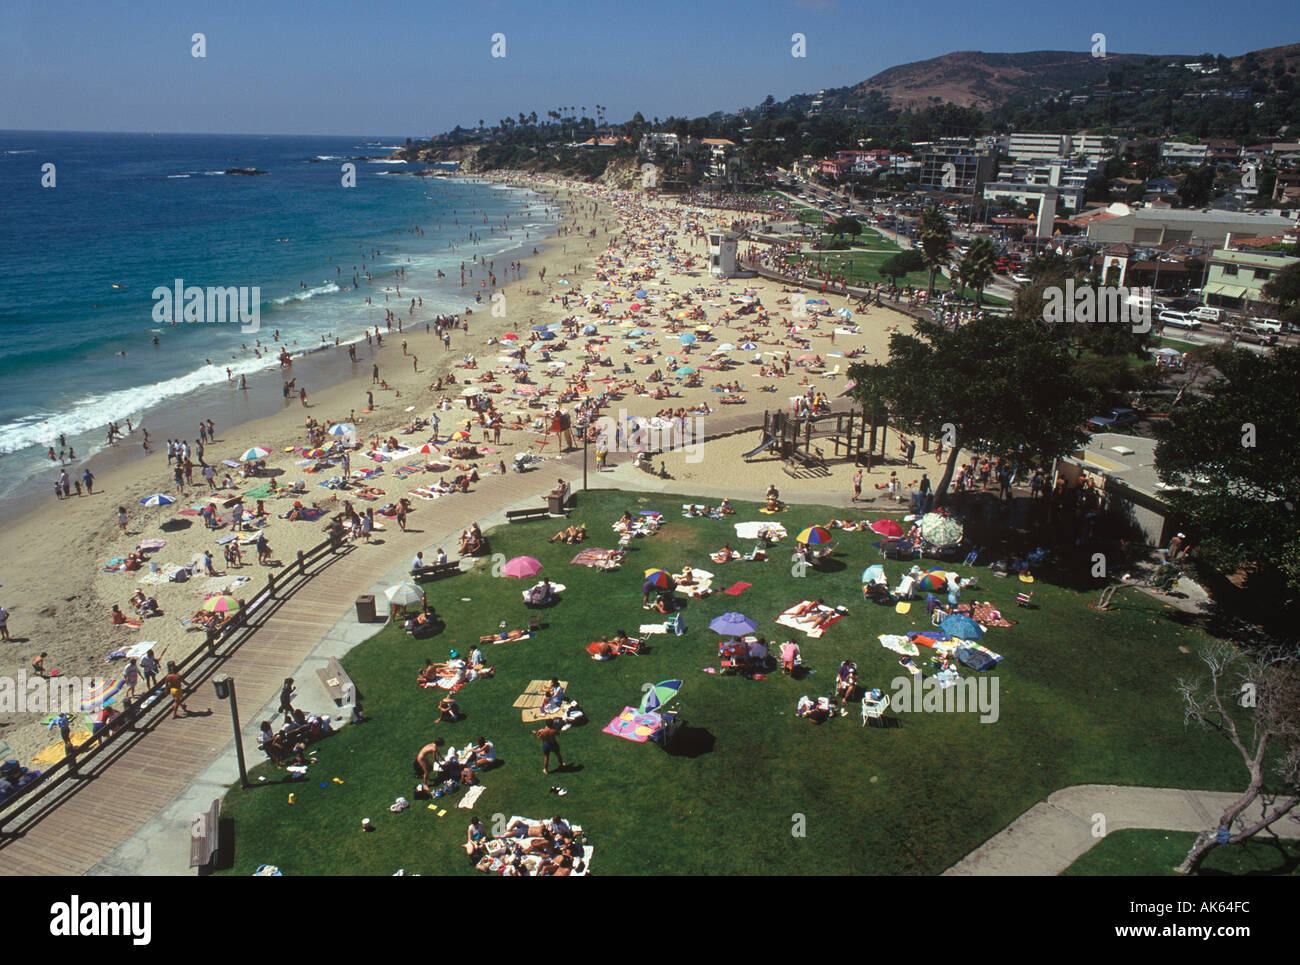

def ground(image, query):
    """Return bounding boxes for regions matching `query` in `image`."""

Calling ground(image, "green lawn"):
[1064,830,1300,876]
[217,490,1246,876]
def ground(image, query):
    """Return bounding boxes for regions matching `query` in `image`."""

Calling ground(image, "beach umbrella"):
[940,613,985,641]
[303,447,328,459]
[450,430,471,441]
[639,680,682,714]
[797,353,818,363]
[870,519,903,538]
[532,324,550,331]
[709,612,757,638]
[919,512,964,547]
[837,307,853,318]
[861,564,886,584]
[139,493,176,507]
[328,423,355,436]
[676,367,695,376]
[629,303,642,312]
[501,332,518,341]
[796,526,833,546]
[202,594,242,613]
[384,582,424,607]
[538,331,556,340]
[643,568,673,589]
[916,569,950,592]
[461,386,483,396]
[415,442,439,454]
[501,556,543,579]
[712,343,736,354]
[582,324,597,335]
[678,332,696,345]
[740,341,757,350]
[240,447,271,461]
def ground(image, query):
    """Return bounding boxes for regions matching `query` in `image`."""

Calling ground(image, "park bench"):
[412,560,461,582]
[507,506,551,523]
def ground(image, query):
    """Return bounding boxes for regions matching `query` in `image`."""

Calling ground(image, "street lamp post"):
[213,674,249,789]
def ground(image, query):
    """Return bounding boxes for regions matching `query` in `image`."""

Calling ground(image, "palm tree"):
[917,206,952,299]
[959,236,998,308]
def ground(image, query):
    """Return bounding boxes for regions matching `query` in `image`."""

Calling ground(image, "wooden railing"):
[0,531,347,834]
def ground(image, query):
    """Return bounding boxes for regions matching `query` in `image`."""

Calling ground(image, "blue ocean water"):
[0,131,556,501]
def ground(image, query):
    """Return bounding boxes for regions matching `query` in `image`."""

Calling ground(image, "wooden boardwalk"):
[0,410,774,876]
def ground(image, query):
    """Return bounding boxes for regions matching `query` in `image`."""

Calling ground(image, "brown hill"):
[855,49,1164,110]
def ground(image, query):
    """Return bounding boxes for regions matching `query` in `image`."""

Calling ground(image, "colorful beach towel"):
[722,581,752,596]
[602,707,662,743]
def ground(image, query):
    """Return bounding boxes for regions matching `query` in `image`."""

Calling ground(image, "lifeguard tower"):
[707,230,740,278]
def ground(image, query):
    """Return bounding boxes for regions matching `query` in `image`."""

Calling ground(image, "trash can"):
[355,594,376,623]
[547,494,564,515]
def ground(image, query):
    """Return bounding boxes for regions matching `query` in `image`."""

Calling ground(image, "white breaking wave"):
[271,282,340,305]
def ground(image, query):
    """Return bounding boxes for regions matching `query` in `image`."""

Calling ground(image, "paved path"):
[944,784,1300,875]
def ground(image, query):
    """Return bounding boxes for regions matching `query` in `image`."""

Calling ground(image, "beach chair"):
[963,546,980,567]
[1015,591,1033,608]
[861,693,890,727]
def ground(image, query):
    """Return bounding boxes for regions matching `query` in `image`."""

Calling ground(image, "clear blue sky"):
[2,0,1296,136]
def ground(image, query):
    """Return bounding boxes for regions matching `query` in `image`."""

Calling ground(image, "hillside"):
[853,49,1169,110]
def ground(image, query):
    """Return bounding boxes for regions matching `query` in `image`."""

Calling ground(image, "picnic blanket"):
[243,484,274,499]
[775,601,846,638]
[570,548,621,569]
[458,784,486,810]
[954,602,1017,628]
[673,568,713,597]
[512,680,569,709]
[602,707,662,743]
[734,521,787,541]
[878,634,920,657]
[723,581,751,596]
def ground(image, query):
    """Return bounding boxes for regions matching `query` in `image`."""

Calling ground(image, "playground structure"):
[748,408,903,478]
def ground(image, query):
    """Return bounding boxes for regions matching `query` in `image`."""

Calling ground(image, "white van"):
[1251,317,1282,334]
[1191,306,1224,324]
[1159,310,1201,330]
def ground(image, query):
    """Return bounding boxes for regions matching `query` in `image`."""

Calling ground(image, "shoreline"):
[0,176,565,528]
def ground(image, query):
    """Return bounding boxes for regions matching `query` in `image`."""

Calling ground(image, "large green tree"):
[957,236,998,308]
[917,206,952,298]
[1152,344,1300,595]
[847,313,1093,505]
[877,249,924,286]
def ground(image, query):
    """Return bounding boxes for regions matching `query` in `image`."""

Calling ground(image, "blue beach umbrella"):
[639,680,682,714]
[139,493,176,507]
[709,612,757,637]
[678,332,696,345]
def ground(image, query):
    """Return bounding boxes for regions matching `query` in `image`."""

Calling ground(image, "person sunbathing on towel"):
[548,524,579,544]
[715,541,734,562]
[791,599,822,619]
[110,604,128,625]
[678,565,696,586]
[588,639,613,660]
[540,679,565,714]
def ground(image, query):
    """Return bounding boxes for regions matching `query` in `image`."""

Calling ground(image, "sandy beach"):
[0,177,926,766]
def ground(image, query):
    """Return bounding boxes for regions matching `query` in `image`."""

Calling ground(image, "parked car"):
[1087,408,1141,432]
[1010,272,1032,284]
[1158,310,1201,330]
[1190,306,1225,324]
[1225,323,1278,346]
[1250,317,1282,334]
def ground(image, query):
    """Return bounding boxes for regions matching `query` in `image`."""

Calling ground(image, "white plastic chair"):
[861,693,890,727]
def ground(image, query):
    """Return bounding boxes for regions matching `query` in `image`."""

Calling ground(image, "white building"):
[1160,142,1210,164]
[707,230,740,278]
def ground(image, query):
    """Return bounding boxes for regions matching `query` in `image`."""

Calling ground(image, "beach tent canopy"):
[919,512,963,547]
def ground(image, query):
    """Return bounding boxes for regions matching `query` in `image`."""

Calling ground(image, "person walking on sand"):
[299,387,308,407]
[141,648,160,690]
[852,469,862,503]
[82,468,95,494]
[0,604,10,642]
[533,719,565,774]
[118,506,128,533]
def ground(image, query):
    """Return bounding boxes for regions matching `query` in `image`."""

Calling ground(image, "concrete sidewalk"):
[944,784,1300,875]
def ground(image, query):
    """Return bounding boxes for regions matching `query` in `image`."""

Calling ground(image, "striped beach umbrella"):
[796,526,833,546]
[139,493,176,507]
[384,583,424,607]
[327,423,355,436]
[202,594,242,613]
[643,568,672,589]
[240,447,271,461]
[916,570,950,592]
